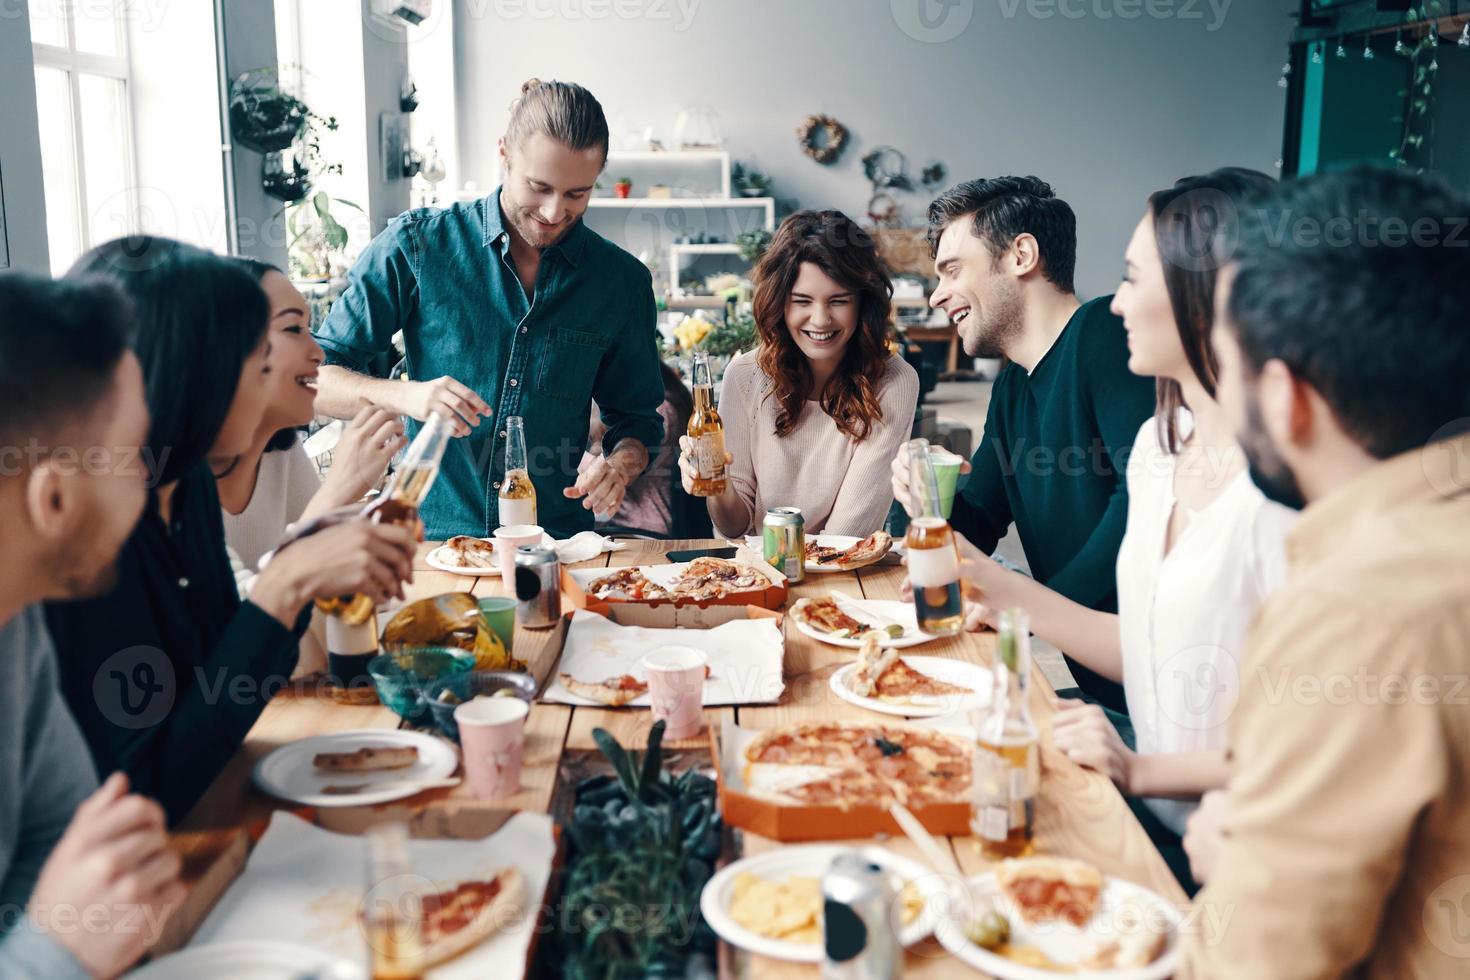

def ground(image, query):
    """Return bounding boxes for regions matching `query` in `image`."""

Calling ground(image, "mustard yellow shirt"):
[1180,433,1470,978]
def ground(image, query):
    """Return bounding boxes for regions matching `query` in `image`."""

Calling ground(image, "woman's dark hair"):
[752,210,894,441]
[233,258,300,454]
[1147,167,1276,453]
[68,237,269,486]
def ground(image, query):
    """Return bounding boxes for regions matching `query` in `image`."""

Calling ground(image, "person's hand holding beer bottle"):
[676,437,734,497]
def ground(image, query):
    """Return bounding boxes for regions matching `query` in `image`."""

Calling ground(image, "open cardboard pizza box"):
[560,548,788,613]
[154,805,561,978]
[711,715,973,841]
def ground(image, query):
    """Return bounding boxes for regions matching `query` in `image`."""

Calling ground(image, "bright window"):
[29,0,138,274]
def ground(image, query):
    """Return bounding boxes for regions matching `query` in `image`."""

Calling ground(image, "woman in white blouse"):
[954,169,1296,868]
[676,210,918,537]
[215,262,404,668]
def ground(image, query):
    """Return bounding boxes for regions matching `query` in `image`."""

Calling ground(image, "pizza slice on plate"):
[812,531,893,570]
[313,745,420,772]
[790,596,873,638]
[559,673,650,706]
[848,633,972,704]
[995,856,1103,928]
[444,535,497,569]
[412,867,526,969]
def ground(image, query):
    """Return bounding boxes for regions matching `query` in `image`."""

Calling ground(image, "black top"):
[45,462,302,825]
[952,297,1156,711]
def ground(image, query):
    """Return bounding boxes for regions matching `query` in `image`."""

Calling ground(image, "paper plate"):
[829,655,992,718]
[791,598,934,650]
[129,940,365,979]
[425,540,500,577]
[804,534,861,573]
[700,844,946,963]
[933,871,1183,979]
[252,729,458,808]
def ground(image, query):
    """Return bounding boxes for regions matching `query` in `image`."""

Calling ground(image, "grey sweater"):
[0,605,97,978]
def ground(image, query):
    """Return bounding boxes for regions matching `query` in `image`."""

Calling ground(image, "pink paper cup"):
[641,646,708,741]
[454,696,529,799]
[493,524,543,581]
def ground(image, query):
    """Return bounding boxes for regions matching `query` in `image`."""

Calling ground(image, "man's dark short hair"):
[1226,165,1470,460]
[926,176,1077,294]
[0,272,136,457]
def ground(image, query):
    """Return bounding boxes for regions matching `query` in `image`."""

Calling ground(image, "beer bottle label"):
[980,804,1009,842]
[694,432,725,478]
[907,542,959,587]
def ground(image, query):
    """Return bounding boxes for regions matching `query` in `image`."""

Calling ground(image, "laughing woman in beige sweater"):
[679,210,919,538]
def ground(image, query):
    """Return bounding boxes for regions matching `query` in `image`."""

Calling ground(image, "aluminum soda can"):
[821,851,900,979]
[512,545,560,629]
[762,507,805,583]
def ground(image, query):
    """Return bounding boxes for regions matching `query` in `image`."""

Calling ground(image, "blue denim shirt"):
[314,190,665,539]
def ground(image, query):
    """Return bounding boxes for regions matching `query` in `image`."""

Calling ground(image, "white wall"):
[450,0,1294,298]
[0,14,50,272]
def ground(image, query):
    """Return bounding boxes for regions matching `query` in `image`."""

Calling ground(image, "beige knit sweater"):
[715,350,919,538]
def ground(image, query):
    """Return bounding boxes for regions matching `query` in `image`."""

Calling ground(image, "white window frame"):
[30,3,141,262]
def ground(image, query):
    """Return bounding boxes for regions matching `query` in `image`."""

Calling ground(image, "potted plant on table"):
[614,177,633,199]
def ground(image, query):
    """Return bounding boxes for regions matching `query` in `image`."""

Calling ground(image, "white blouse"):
[1115,411,1297,834]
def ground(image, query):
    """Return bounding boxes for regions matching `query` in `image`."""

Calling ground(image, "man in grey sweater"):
[0,273,184,977]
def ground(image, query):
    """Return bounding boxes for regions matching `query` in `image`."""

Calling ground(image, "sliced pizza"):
[848,632,973,704]
[586,568,672,601]
[995,856,1103,928]
[810,531,893,570]
[670,557,769,599]
[790,596,873,638]
[313,745,420,772]
[559,672,649,706]
[412,867,526,969]
[443,535,496,570]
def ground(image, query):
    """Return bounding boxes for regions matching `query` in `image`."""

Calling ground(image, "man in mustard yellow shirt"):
[1179,166,1470,976]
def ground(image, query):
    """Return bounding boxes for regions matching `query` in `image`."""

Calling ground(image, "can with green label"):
[762,507,805,583]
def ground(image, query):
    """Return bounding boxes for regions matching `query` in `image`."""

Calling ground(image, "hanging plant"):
[862,146,913,192]
[796,114,848,164]
[262,155,312,202]
[228,67,335,154]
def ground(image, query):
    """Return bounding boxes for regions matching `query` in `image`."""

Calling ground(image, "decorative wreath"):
[866,192,901,228]
[796,114,849,164]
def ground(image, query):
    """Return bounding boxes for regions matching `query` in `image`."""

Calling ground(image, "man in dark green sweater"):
[892,177,1155,713]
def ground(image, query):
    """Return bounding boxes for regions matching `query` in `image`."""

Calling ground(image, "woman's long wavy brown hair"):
[753,210,893,441]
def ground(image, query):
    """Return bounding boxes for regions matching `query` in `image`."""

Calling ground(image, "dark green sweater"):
[952,297,1155,711]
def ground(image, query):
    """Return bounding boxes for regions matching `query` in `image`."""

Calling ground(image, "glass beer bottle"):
[973,608,1039,859]
[905,438,963,636]
[686,350,727,497]
[315,412,451,626]
[498,416,537,526]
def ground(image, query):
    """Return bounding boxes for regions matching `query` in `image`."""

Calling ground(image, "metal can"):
[512,546,560,629]
[821,851,900,979]
[763,507,806,583]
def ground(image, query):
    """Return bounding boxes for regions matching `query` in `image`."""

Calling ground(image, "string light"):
[1335,38,1348,58]
[1363,37,1375,59]
[1312,44,1324,64]
[1394,29,1406,55]
[1428,20,1439,47]
[1459,21,1469,47]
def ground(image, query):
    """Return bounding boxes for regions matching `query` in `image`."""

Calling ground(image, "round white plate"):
[425,540,500,577]
[792,598,934,650]
[829,655,992,718]
[933,871,1182,980]
[804,534,860,573]
[700,844,945,963]
[252,729,458,808]
[130,940,365,979]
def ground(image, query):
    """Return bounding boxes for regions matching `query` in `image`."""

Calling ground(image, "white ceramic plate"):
[252,730,458,808]
[700,844,946,963]
[792,598,933,650]
[425,539,500,577]
[829,655,992,718]
[129,940,365,979]
[933,871,1183,980]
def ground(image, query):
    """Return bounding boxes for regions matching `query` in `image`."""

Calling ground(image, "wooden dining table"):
[167,537,1187,977]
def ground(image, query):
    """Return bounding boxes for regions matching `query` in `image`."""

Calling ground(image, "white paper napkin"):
[542,609,785,706]
[552,531,626,565]
[188,810,555,979]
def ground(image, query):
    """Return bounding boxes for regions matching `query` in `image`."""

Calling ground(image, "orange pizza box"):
[711,715,973,841]
[560,552,789,613]
[154,806,562,977]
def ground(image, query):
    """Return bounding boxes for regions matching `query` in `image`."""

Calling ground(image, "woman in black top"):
[45,237,418,824]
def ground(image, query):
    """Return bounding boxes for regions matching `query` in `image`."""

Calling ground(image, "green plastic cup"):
[928,447,964,519]
[478,596,517,655]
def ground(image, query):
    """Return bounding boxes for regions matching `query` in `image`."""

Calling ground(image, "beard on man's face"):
[1241,395,1308,511]
[960,276,1023,359]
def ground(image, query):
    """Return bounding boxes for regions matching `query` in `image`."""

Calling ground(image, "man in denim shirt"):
[314,80,664,539]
